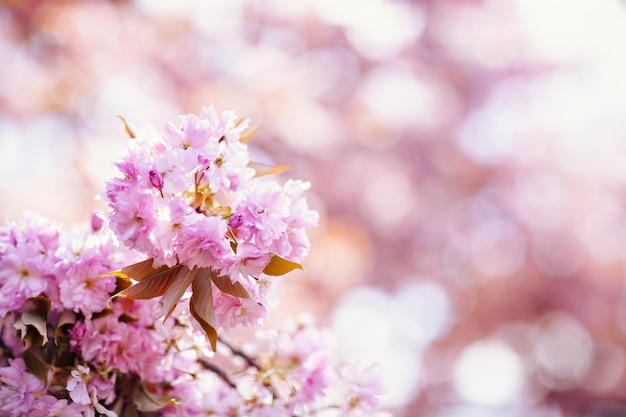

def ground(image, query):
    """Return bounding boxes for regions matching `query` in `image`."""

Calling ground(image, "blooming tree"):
[0,107,384,417]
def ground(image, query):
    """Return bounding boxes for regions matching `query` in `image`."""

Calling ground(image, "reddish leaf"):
[160,266,195,320]
[121,258,170,282]
[210,270,250,299]
[118,265,184,300]
[250,162,292,178]
[92,308,115,320]
[117,115,136,139]
[15,297,51,347]
[239,125,259,143]
[263,254,303,276]
[23,348,49,383]
[112,275,132,295]
[55,309,77,343]
[190,268,218,351]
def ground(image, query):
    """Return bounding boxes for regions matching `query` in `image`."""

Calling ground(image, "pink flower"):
[221,243,271,283]
[339,363,385,413]
[164,113,212,150]
[269,180,319,261]
[0,241,53,316]
[65,365,117,417]
[0,214,61,316]
[150,150,197,195]
[108,189,155,252]
[56,229,120,316]
[200,106,249,143]
[214,292,267,329]
[66,365,91,404]
[29,395,86,417]
[42,399,84,417]
[296,353,330,403]
[148,199,190,267]
[57,256,117,317]
[202,141,254,193]
[73,312,164,383]
[0,358,44,416]
[232,179,290,247]
[177,216,231,269]
[162,377,244,417]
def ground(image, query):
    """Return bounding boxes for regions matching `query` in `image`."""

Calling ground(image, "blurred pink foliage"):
[3,0,626,416]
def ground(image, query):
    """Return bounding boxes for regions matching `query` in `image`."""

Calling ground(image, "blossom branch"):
[218,336,259,369]
[197,357,237,390]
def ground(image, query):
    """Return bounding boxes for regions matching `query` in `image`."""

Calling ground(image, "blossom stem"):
[197,358,237,389]
[218,336,259,369]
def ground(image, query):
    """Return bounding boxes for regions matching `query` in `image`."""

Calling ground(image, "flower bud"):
[91,211,104,232]
[229,213,243,229]
[149,169,164,190]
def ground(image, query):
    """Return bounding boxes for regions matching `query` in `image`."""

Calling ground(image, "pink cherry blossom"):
[221,242,271,283]
[214,292,268,330]
[0,358,45,416]
[0,103,383,416]
[0,214,61,316]
[66,365,91,404]
[73,308,164,383]
[177,215,231,269]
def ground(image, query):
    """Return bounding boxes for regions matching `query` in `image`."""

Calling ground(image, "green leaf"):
[117,265,184,300]
[190,268,218,351]
[263,254,303,276]
[210,269,250,298]
[160,266,195,320]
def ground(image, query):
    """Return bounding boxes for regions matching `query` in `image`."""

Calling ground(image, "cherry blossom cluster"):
[104,107,318,333]
[0,213,384,416]
[0,108,384,416]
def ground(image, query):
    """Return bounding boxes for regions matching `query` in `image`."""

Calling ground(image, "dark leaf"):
[23,348,49,383]
[160,266,194,319]
[54,309,76,343]
[190,268,218,351]
[117,265,184,300]
[15,296,51,347]
[92,308,115,320]
[210,270,250,298]
[121,258,170,282]
[118,314,139,323]
[112,275,133,295]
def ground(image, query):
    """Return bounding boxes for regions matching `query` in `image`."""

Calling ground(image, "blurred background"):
[2,0,626,416]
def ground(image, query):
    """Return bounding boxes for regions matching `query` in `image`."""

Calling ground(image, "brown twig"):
[197,357,237,390]
[218,336,259,369]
